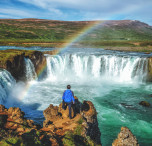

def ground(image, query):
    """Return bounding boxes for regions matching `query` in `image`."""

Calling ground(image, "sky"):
[0,0,152,25]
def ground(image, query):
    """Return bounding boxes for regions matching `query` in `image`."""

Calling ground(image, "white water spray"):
[46,54,148,82]
[0,69,16,103]
[24,58,37,81]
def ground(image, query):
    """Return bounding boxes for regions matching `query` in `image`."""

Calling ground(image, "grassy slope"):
[0,19,152,51]
[0,49,36,65]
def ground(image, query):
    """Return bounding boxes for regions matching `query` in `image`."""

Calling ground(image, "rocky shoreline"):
[0,96,139,146]
[0,96,102,145]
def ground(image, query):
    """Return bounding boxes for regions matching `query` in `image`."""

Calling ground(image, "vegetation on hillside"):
[0,19,152,49]
[0,49,36,65]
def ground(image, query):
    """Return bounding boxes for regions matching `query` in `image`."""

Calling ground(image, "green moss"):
[0,49,38,67]
[63,131,75,146]
[36,131,41,137]
[74,125,83,136]
[0,136,22,146]
[63,124,96,146]
[77,118,84,124]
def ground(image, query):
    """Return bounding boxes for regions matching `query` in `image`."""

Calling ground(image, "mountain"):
[82,20,152,41]
[0,19,152,48]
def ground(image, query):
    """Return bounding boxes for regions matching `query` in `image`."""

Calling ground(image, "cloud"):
[0,0,152,25]
[0,8,34,18]
[17,0,151,13]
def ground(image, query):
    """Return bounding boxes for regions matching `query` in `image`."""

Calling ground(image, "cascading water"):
[46,54,148,82]
[0,69,16,103]
[24,58,37,81]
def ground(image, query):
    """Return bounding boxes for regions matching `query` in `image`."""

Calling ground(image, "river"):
[0,47,152,145]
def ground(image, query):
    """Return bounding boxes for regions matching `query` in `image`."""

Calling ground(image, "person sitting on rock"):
[62,85,75,119]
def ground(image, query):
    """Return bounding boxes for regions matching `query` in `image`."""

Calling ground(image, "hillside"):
[0,19,152,48]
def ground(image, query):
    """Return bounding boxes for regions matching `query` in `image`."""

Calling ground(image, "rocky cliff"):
[43,96,101,145]
[0,99,140,146]
[0,97,101,145]
[0,49,46,81]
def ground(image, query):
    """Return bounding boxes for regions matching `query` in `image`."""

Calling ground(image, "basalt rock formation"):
[112,127,139,146]
[0,49,46,81]
[0,97,102,145]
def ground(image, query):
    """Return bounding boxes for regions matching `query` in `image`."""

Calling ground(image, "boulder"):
[112,127,139,146]
[139,101,151,107]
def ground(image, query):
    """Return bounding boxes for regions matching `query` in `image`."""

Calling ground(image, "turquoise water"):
[93,83,152,146]
[13,80,152,146]
[1,47,152,146]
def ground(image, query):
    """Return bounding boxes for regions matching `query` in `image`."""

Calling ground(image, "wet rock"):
[6,53,26,81]
[28,51,46,77]
[139,101,151,107]
[112,127,139,146]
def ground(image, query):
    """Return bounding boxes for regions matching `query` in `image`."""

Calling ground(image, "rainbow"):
[19,20,104,100]
[36,20,104,77]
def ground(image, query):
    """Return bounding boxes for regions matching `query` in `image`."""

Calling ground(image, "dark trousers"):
[66,102,72,119]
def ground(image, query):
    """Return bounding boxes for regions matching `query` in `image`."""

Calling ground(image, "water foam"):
[24,58,37,81]
[46,54,148,83]
[0,69,16,103]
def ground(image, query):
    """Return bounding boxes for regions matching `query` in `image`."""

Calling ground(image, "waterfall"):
[46,54,148,82]
[24,58,37,81]
[0,69,16,103]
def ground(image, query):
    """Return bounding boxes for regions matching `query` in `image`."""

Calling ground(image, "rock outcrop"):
[43,97,101,145]
[139,101,151,107]
[112,127,139,146]
[0,104,59,145]
[0,49,46,81]
[27,51,46,77]
[0,105,36,135]
[0,97,102,145]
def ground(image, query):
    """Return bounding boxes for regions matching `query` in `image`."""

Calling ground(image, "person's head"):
[67,85,71,89]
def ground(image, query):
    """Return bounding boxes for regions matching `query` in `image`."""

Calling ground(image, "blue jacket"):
[62,89,75,103]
